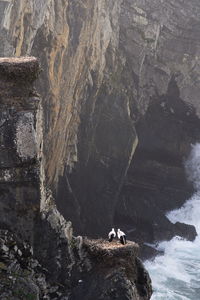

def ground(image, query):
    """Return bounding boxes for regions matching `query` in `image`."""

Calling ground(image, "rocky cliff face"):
[0,57,152,299]
[0,0,200,246]
[69,238,152,300]
[0,57,41,244]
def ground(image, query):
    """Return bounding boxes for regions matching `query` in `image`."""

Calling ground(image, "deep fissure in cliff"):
[0,0,200,248]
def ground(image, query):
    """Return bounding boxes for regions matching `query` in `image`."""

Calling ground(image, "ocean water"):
[145,144,200,300]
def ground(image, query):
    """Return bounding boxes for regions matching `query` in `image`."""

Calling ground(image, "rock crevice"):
[0,56,152,299]
[0,0,200,272]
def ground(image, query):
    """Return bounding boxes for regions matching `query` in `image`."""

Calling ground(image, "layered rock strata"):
[0,56,74,296]
[0,0,200,248]
[0,57,152,299]
[0,57,40,244]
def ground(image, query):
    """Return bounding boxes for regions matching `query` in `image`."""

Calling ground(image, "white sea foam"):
[145,144,200,300]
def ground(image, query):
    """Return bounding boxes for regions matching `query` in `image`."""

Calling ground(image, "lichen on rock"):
[16,112,37,161]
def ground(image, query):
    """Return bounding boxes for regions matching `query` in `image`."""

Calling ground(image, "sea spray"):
[145,144,200,300]
[185,143,200,191]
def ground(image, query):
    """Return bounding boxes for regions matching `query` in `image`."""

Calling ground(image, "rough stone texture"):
[116,78,199,245]
[0,229,71,299]
[0,57,41,244]
[0,57,152,299]
[0,0,200,245]
[16,112,37,160]
[69,238,152,300]
[0,228,152,300]
[0,57,73,297]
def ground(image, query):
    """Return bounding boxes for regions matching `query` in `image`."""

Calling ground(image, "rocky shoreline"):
[0,0,199,245]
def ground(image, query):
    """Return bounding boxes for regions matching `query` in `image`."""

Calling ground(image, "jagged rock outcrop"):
[0,57,74,298]
[0,228,152,300]
[0,0,200,248]
[0,229,70,300]
[69,238,152,300]
[0,57,152,299]
[115,78,200,244]
[0,57,41,244]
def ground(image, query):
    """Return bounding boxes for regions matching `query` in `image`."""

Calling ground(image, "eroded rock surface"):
[0,229,69,300]
[0,57,40,244]
[0,229,152,300]
[0,0,200,250]
[69,238,152,300]
[0,57,152,299]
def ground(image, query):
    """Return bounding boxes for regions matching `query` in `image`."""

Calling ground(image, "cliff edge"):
[69,238,152,300]
[0,0,199,252]
[0,57,152,299]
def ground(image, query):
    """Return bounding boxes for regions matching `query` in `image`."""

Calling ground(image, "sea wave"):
[145,144,200,300]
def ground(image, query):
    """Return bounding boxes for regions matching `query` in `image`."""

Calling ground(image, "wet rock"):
[174,222,197,241]
[139,244,163,262]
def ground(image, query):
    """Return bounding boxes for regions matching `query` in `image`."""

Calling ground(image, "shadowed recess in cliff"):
[114,76,200,247]
[1,0,200,257]
[56,83,138,237]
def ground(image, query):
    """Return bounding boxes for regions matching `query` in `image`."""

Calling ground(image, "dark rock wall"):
[0,57,41,244]
[0,0,200,241]
[116,77,200,243]
[0,57,152,299]
[0,228,153,300]
[69,238,152,300]
[0,57,74,291]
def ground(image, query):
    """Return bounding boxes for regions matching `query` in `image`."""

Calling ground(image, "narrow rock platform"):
[0,56,39,80]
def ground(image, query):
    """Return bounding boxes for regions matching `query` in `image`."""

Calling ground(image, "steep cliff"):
[0,57,73,298]
[0,57,40,243]
[0,0,200,245]
[0,57,152,299]
[69,238,152,300]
